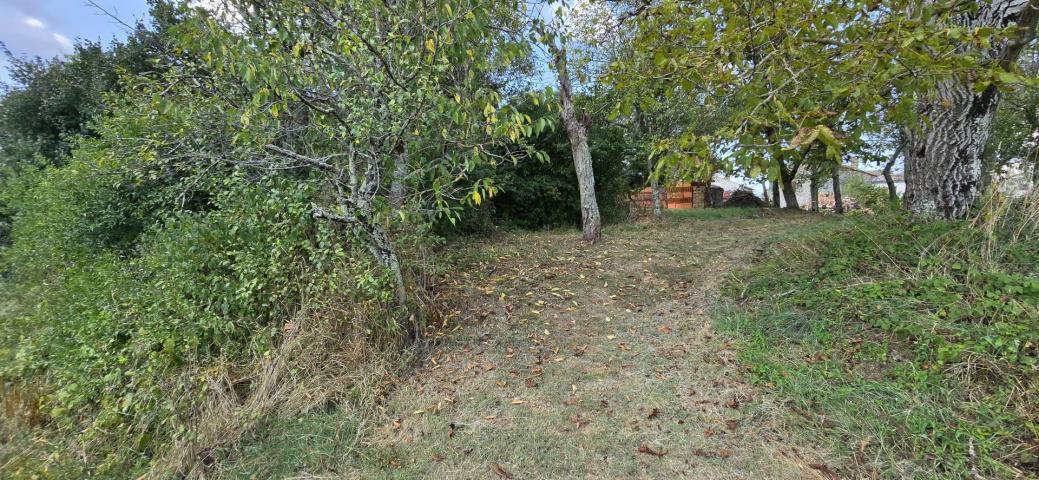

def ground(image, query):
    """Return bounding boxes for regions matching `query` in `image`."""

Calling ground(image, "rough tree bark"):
[551,43,602,242]
[831,164,844,214]
[771,181,781,207]
[904,0,1039,219]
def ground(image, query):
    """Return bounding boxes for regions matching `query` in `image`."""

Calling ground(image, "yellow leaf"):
[425,38,436,54]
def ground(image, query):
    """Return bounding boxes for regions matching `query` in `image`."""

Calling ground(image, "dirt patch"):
[353,213,836,479]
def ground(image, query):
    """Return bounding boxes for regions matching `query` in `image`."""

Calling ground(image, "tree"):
[533,3,604,242]
[613,0,1039,220]
[182,0,544,310]
[904,0,1039,218]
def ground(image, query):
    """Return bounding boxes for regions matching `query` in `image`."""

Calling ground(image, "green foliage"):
[842,176,894,212]
[0,2,177,170]
[0,154,390,475]
[609,0,1039,186]
[460,95,632,230]
[719,196,1039,478]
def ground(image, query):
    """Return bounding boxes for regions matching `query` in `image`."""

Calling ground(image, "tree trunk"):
[389,142,408,211]
[904,0,1039,219]
[771,180,780,207]
[810,172,819,212]
[648,157,663,219]
[780,170,800,210]
[1033,150,1039,189]
[832,164,844,214]
[884,141,905,203]
[552,43,602,243]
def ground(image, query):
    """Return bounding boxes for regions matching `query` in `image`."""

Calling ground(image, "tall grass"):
[717,192,1039,478]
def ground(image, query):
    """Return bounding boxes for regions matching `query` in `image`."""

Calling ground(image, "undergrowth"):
[717,192,1039,479]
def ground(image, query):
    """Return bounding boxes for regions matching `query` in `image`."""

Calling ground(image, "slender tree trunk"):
[650,168,663,219]
[1033,151,1039,189]
[771,180,780,207]
[832,164,844,214]
[884,141,905,203]
[905,0,1039,219]
[552,43,601,242]
[810,172,819,212]
[389,142,408,211]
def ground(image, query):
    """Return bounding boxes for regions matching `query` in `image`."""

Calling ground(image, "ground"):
[349,210,840,479]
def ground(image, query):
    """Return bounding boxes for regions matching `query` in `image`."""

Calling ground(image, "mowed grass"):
[210,210,837,479]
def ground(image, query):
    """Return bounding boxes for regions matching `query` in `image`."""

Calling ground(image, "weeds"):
[717,193,1039,478]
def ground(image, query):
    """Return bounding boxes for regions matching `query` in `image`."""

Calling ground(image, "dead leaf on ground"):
[809,463,838,480]
[431,452,444,462]
[491,462,514,479]
[637,444,668,457]
[647,407,660,419]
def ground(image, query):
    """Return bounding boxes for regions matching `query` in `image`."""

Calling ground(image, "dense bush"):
[720,193,1039,478]
[0,72,404,477]
[842,175,894,212]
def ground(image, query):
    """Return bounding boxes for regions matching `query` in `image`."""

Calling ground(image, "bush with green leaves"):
[0,67,406,477]
[842,175,894,212]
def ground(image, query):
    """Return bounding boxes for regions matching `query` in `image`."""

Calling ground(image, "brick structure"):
[632,181,711,210]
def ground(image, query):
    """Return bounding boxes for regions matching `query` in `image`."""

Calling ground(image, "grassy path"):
[355,211,836,479]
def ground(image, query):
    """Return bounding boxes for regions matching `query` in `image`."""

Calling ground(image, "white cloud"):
[52,33,73,53]
[24,16,45,29]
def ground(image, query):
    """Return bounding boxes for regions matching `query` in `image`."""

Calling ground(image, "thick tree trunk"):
[884,141,905,203]
[831,164,844,214]
[780,172,800,210]
[810,172,819,212]
[552,44,602,243]
[904,0,1039,219]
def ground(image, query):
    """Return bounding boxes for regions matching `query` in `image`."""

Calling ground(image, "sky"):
[0,0,152,84]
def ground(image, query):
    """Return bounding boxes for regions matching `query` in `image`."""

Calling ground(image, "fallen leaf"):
[431,452,444,462]
[491,462,514,479]
[448,423,456,437]
[647,408,660,420]
[637,444,668,457]
[809,463,838,480]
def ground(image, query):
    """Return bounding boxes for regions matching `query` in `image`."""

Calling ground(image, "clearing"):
[352,210,839,479]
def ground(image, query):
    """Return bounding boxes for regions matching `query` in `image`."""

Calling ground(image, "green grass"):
[209,410,365,479]
[664,206,769,221]
[714,204,1039,479]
